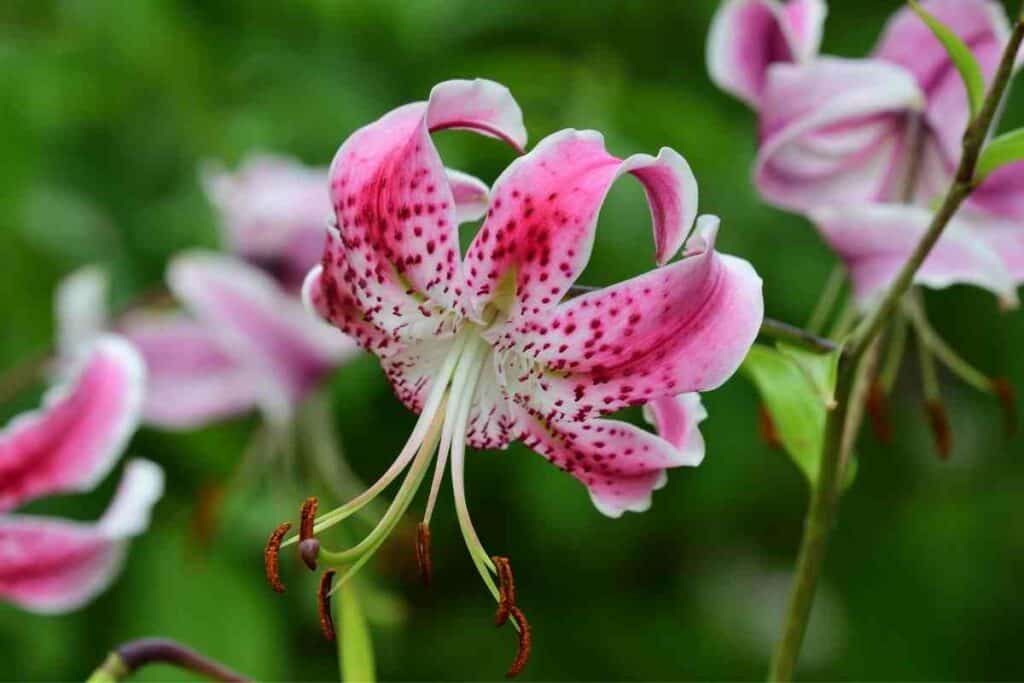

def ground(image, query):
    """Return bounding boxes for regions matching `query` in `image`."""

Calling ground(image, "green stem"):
[905,297,993,393]
[807,265,846,334]
[879,312,909,393]
[768,11,1024,680]
[759,318,840,355]
[85,639,248,682]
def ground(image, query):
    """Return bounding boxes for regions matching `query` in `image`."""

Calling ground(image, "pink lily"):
[297,79,763,611]
[0,336,163,613]
[707,0,828,107]
[754,0,1014,211]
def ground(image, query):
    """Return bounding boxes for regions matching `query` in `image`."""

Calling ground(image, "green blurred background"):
[2,1,1023,680]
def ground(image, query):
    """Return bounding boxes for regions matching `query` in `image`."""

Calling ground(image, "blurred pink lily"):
[756,0,1014,210]
[707,0,827,107]
[298,79,762,608]
[0,336,163,614]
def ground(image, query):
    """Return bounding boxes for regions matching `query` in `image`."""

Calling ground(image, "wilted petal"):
[756,58,925,212]
[812,203,1018,306]
[643,393,707,465]
[201,154,330,290]
[465,129,697,332]
[518,408,694,518]
[119,312,261,429]
[502,217,763,421]
[0,459,163,614]
[169,251,358,422]
[326,79,526,335]
[445,168,490,224]
[55,266,109,361]
[0,336,144,513]
[707,0,827,106]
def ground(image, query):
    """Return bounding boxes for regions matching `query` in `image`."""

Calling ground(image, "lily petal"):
[0,336,144,513]
[169,251,358,423]
[326,79,525,333]
[465,129,697,332]
[0,459,163,614]
[445,168,491,224]
[55,266,109,361]
[643,393,708,465]
[201,154,330,291]
[119,312,262,429]
[503,216,763,421]
[970,160,1024,221]
[707,0,827,107]
[756,57,925,212]
[518,408,695,518]
[811,203,1018,307]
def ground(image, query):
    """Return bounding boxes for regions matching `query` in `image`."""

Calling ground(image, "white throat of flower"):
[285,324,504,603]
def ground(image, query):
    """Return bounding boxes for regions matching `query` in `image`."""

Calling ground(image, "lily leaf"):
[909,0,986,118]
[742,344,854,487]
[975,128,1024,182]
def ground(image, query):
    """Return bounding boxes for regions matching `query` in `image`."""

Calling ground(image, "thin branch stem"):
[86,638,249,683]
[768,11,1024,681]
[807,265,846,334]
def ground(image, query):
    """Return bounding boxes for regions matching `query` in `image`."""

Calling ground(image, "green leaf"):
[909,0,986,118]
[975,128,1024,181]
[338,580,377,683]
[742,344,855,487]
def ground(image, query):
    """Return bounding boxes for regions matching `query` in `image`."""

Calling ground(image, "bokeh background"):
[2,1,1024,680]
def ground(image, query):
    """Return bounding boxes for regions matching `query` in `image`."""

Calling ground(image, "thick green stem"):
[768,11,1024,680]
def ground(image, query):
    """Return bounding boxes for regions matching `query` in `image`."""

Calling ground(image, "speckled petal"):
[0,459,163,614]
[0,336,144,513]
[325,79,525,337]
[464,129,697,334]
[501,217,763,422]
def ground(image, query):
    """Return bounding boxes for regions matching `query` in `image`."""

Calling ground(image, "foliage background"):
[2,1,1023,680]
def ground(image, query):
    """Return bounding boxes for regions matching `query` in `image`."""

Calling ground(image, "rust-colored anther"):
[318,570,337,643]
[866,380,893,444]
[415,523,433,586]
[505,606,532,679]
[993,377,1017,436]
[300,497,318,541]
[264,522,291,593]
[925,400,952,460]
[757,405,782,450]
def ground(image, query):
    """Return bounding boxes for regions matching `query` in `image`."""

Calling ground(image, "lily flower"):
[707,0,827,107]
[292,79,763,649]
[0,336,163,613]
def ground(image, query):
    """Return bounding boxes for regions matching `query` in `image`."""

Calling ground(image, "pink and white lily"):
[707,0,827,107]
[297,79,763,608]
[0,336,163,613]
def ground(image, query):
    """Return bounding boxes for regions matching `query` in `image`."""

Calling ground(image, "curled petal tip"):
[992,378,1017,436]
[925,400,952,460]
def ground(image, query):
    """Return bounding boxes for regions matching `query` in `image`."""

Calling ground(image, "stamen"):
[416,523,432,586]
[318,570,337,642]
[925,400,952,460]
[300,497,318,541]
[866,380,892,444]
[506,606,532,679]
[264,523,291,593]
[993,378,1017,436]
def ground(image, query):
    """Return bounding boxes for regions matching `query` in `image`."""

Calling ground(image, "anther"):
[318,570,337,643]
[925,400,952,460]
[757,405,782,450]
[415,523,432,586]
[866,380,892,444]
[992,378,1017,436]
[506,606,532,679]
[264,522,291,593]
